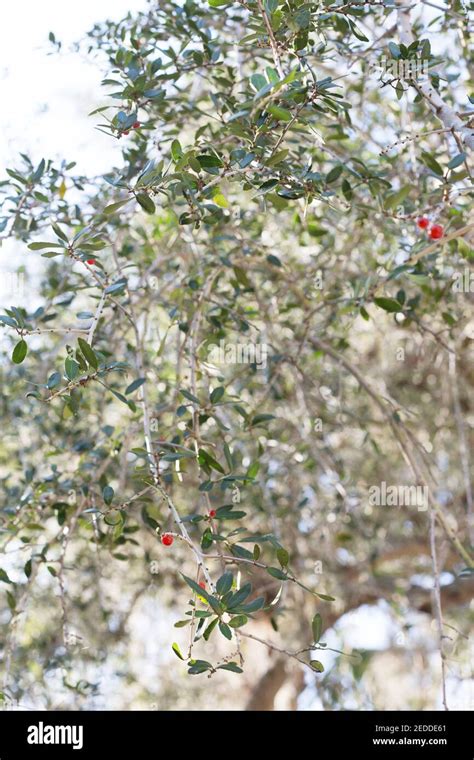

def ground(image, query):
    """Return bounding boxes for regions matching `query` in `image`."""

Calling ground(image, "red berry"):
[209,509,216,518]
[428,224,444,240]
[161,533,173,546]
[133,121,140,129]
[198,581,206,589]
[417,217,429,230]
[123,130,130,136]
[86,259,96,265]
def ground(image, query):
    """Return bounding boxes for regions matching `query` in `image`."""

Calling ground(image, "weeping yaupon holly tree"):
[0,0,473,704]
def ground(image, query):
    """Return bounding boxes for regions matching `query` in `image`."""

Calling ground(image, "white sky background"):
[0,0,148,177]
[0,0,148,314]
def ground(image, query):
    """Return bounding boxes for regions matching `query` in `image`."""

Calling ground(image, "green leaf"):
[103,485,114,505]
[196,154,223,169]
[384,186,411,210]
[326,165,343,184]
[179,388,200,404]
[374,297,403,313]
[315,593,335,602]
[267,104,292,122]
[203,617,219,641]
[349,20,369,42]
[12,339,28,364]
[6,590,16,611]
[161,451,195,462]
[212,192,229,208]
[240,597,265,613]
[251,414,275,426]
[342,178,353,200]
[227,583,252,609]
[266,566,288,580]
[252,75,268,94]
[267,254,283,266]
[216,571,233,596]
[312,613,322,643]
[201,528,213,551]
[51,222,69,242]
[228,614,248,628]
[198,448,225,474]
[447,153,466,170]
[210,386,224,404]
[136,193,156,214]
[277,547,289,567]
[125,377,146,395]
[230,543,253,560]
[219,621,232,640]
[104,279,127,295]
[421,151,443,177]
[77,337,99,370]
[0,315,18,327]
[65,358,80,381]
[46,372,61,390]
[233,266,252,288]
[215,506,247,520]
[104,199,130,214]
[171,139,183,161]
[388,42,401,59]
[32,158,45,182]
[442,312,457,327]
[0,569,12,584]
[28,241,64,250]
[188,659,213,674]
[247,461,259,479]
[111,390,130,406]
[104,510,123,527]
[310,660,325,672]
[217,662,243,673]
[172,642,185,660]
[9,308,25,328]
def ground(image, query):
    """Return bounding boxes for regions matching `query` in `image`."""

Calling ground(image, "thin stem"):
[256,0,284,78]
[429,508,449,710]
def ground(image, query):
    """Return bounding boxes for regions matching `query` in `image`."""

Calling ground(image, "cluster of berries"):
[120,121,141,137]
[417,217,444,240]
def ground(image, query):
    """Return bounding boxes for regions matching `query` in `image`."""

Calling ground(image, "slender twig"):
[87,290,107,345]
[256,0,284,78]
[449,352,474,544]
[429,508,449,710]
[152,484,215,590]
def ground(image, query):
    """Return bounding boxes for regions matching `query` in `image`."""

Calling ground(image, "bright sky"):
[0,0,148,176]
[0,1,149,322]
